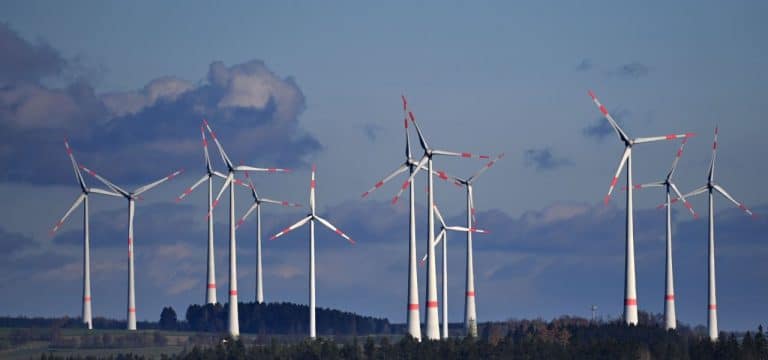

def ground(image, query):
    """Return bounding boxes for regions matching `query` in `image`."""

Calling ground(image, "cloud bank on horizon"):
[3,196,766,331]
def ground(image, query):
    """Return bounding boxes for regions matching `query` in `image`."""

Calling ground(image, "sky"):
[0,1,766,331]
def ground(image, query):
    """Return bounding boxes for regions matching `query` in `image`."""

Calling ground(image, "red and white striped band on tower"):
[207,283,216,289]
[427,301,438,308]
[408,304,419,310]
[665,295,675,301]
[709,304,717,310]
[466,291,476,297]
[230,290,238,296]
[625,298,637,306]
[128,308,136,313]
[83,296,92,302]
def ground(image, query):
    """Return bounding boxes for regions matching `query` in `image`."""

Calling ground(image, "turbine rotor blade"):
[403,99,413,159]
[445,225,488,233]
[361,163,408,198]
[402,95,430,151]
[261,198,302,207]
[667,139,688,179]
[661,184,708,209]
[236,203,259,229]
[134,169,184,196]
[271,215,312,240]
[713,184,754,217]
[64,140,87,191]
[391,156,428,205]
[622,181,664,191]
[669,182,698,218]
[432,149,491,160]
[419,230,447,266]
[315,216,355,244]
[708,126,718,182]
[633,133,696,145]
[605,147,631,204]
[682,185,709,199]
[176,174,209,202]
[433,203,448,229]
[79,166,129,197]
[202,119,233,169]
[588,90,631,143]
[89,187,122,197]
[310,164,316,214]
[200,125,213,173]
[208,173,233,219]
[234,165,290,173]
[468,153,505,183]
[50,194,86,235]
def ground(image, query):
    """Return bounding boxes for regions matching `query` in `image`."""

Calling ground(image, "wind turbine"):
[588,90,694,325]
[360,96,451,341]
[678,127,756,341]
[392,96,489,340]
[202,119,290,338]
[632,139,698,330]
[271,164,355,339]
[419,203,488,339]
[448,152,504,337]
[81,166,182,330]
[235,170,301,304]
[49,140,120,330]
[175,125,232,305]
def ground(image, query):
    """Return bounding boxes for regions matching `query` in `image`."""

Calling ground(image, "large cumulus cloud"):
[0,23,320,185]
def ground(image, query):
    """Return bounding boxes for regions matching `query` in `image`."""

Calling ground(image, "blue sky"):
[0,1,766,331]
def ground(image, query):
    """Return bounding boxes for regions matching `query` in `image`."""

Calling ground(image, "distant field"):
[0,328,197,359]
[0,327,402,359]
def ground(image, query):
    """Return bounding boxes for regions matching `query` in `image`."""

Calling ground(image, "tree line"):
[180,302,392,335]
[36,323,768,359]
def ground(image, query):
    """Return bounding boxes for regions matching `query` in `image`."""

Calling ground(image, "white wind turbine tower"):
[202,119,290,338]
[81,165,183,330]
[448,153,504,337]
[361,95,452,341]
[419,203,488,339]
[175,125,232,305]
[632,139,698,330]
[588,90,694,325]
[236,170,302,304]
[391,96,489,340]
[678,127,756,341]
[271,165,355,339]
[49,140,120,330]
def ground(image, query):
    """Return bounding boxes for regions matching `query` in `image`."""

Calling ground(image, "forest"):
[2,305,767,359]
[32,322,768,360]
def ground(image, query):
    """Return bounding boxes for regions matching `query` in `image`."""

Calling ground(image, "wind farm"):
[1,2,767,358]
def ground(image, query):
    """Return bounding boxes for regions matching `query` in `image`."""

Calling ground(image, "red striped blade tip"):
[588,90,596,99]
